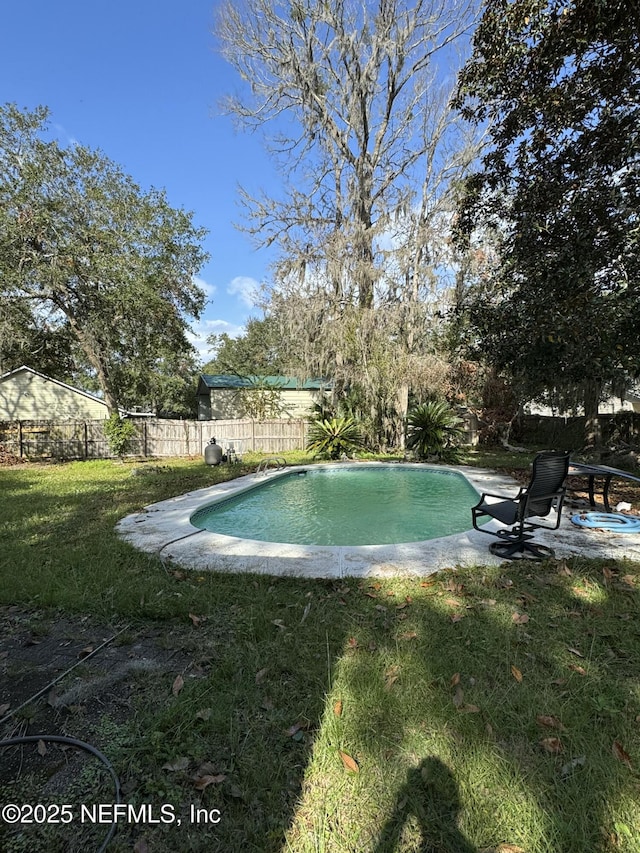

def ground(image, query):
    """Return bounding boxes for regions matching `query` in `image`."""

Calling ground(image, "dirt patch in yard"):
[0,606,216,852]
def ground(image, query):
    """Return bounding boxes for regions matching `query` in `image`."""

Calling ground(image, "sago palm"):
[306,416,364,460]
[405,401,464,461]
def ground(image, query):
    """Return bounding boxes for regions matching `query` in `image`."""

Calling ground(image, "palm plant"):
[306,416,364,460]
[406,401,465,462]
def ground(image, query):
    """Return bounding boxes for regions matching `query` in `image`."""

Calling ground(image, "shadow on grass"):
[295,560,640,853]
[373,757,476,853]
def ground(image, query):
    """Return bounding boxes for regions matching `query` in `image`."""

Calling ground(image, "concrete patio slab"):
[116,462,640,578]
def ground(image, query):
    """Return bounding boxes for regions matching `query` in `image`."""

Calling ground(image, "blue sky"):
[1,0,279,361]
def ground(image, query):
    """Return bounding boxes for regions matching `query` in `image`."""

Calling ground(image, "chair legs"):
[488,532,555,561]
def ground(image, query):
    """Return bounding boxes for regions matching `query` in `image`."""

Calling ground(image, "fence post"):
[84,421,88,459]
[18,420,24,458]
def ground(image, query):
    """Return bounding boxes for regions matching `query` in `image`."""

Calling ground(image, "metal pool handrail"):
[256,456,287,476]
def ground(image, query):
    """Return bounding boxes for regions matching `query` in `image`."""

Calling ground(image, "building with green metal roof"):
[196,374,330,420]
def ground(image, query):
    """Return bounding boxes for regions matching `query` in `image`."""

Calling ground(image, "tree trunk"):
[66,314,120,416]
[583,379,602,448]
[396,383,409,450]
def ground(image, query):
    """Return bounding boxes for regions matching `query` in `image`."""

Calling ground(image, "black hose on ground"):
[0,734,122,852]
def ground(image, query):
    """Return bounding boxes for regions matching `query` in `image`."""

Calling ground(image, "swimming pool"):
[116,462,628,577]
[190,464,480,546]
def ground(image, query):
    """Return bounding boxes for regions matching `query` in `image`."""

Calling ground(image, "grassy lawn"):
[0,452,639,852]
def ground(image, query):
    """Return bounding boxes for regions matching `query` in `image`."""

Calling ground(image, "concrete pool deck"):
[116,462,640,578]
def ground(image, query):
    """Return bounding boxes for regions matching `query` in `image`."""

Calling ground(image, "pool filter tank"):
[204,438,223,466]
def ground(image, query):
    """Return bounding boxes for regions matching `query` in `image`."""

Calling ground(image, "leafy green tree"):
[454,0,640,441]
[234,378,292,420]
[203,315,290,376]
[0,104,209,415]
[0,304,82,382]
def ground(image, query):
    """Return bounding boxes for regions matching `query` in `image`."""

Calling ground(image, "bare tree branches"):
[215,0,481,447]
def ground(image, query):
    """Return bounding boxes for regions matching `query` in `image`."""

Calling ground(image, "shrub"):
[406,401,465,462]
[103,414,138,458]
[306,416,364,460]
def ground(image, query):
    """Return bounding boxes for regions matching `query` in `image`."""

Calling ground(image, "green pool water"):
[190,465,479,546]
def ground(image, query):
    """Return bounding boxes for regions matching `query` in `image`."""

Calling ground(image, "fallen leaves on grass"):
[399,630,418,641]
[192,761,227,790]
[172,674,184,696]
[540,737,564,754]
[195,708,212,721]
[512,612,529,625]
[334,700,343,717]
[339,751,359,773]
[568,663,587,676]
[451,681,479,712]
[612,740,632,768]
[511,665,523,683]
[162,756,190,772]
[384,664,400,690]
[285,722,305,739]
[193,773,227,790]
[536,714,565,731]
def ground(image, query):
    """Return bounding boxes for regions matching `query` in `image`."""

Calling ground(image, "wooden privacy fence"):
[0,418,311,460]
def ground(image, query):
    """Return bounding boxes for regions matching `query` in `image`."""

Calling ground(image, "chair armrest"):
[475,488,524,504]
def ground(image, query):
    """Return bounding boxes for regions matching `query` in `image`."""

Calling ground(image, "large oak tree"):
[454,0,640,439]
[0,104,209,415]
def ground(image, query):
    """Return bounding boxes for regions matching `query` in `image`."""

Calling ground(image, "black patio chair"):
[471,450,570,560]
